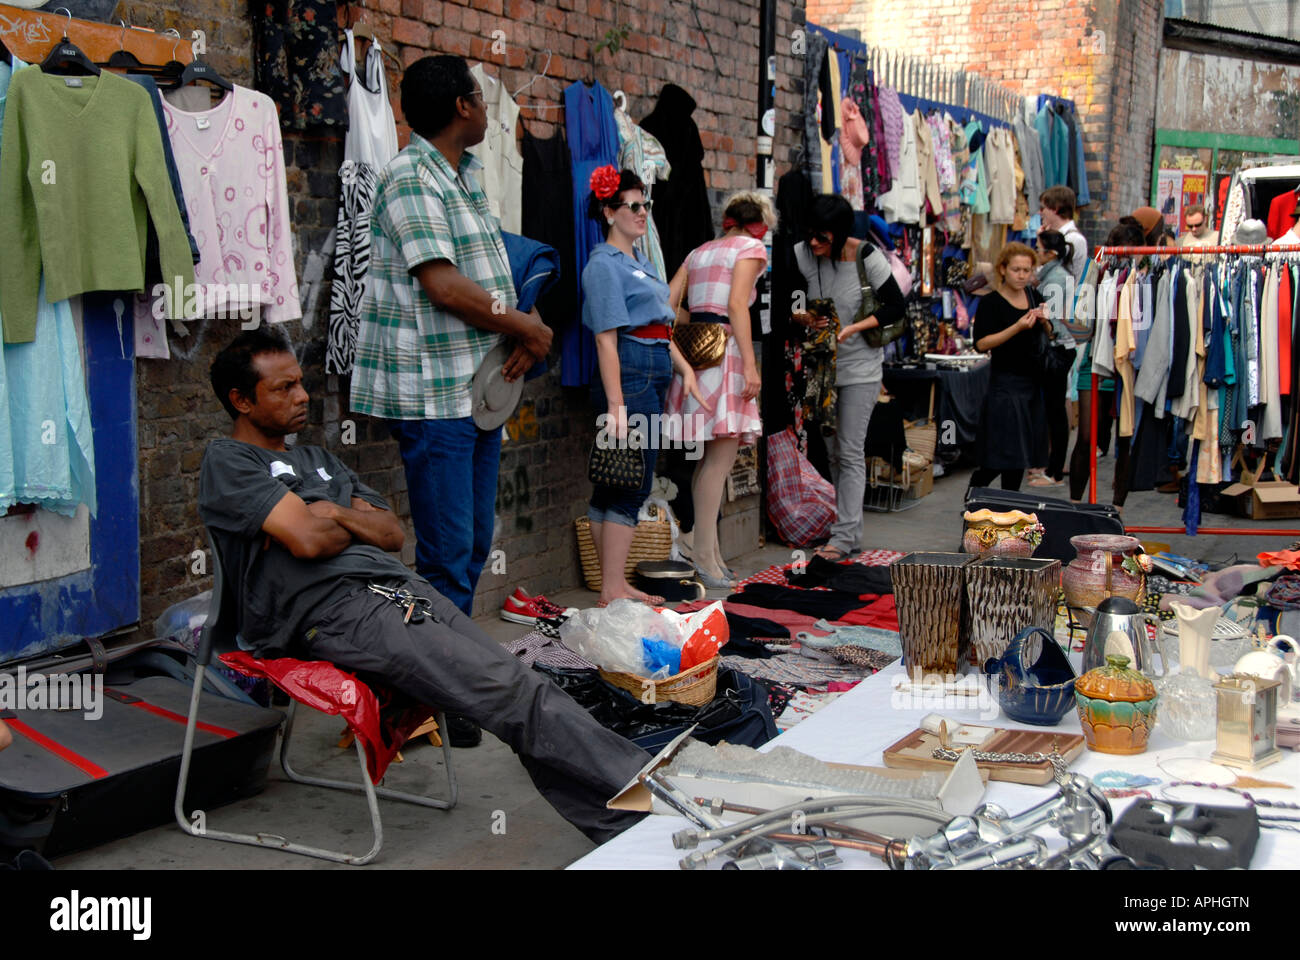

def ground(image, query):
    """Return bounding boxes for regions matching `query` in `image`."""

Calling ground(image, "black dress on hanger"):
[640,83,714,279]
[521,127,577,333]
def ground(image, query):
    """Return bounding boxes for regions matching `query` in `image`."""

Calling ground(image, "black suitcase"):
[0,670,282,859]
[962,486,1125,564]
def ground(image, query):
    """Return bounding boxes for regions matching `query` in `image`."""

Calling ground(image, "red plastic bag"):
[220,652,432,784]
[678,602,729,671]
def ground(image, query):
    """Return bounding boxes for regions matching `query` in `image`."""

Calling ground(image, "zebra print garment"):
[326,160,379,375]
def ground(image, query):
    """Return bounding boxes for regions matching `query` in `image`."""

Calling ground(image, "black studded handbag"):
[587,429,645,491]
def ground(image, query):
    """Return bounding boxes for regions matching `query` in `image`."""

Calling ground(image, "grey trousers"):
[299,578,650,844]
[825,380,881,554]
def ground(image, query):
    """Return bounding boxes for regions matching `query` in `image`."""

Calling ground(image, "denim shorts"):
[588,337,673,527]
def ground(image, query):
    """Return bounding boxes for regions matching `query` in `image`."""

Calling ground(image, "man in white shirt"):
[1039,185,1087,280]
[1178,202,1219,247]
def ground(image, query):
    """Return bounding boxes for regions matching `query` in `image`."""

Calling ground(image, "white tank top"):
[340,30,398,169]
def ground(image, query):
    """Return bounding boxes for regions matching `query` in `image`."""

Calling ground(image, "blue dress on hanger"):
[563,80,620,387]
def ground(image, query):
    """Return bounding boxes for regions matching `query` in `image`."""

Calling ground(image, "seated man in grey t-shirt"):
[197,329,648,845]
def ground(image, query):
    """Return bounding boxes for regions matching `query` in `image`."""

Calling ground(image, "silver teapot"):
[1081,595,1168,676]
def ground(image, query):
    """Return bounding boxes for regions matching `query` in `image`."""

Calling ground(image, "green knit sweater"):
[0,68,195,343]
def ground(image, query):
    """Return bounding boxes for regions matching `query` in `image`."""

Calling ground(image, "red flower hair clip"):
[590,165,621,200]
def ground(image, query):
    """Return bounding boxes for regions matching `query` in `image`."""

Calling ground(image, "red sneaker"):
[501,593,546,625]
[531,595,573,618]
[511,586,533,602]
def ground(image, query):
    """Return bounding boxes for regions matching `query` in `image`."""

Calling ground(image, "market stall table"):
[882,359,990,463]
[571,655,1300,870]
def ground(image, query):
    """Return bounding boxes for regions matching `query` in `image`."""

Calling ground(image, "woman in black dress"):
[970,242,1053,491]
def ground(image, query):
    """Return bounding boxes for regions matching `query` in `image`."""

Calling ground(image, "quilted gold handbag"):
[670,279,729,369]
[587,430,645,491]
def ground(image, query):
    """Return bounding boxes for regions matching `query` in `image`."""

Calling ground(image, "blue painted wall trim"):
[0,294,140,663]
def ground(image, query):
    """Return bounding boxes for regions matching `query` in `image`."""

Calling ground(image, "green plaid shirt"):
[351,134,514,420]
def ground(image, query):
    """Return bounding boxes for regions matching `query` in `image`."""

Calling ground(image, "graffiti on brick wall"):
[505,401,539,444]
[496,464,534,532]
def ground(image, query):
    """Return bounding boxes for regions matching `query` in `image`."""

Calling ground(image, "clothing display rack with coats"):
[1083,242,1300,538]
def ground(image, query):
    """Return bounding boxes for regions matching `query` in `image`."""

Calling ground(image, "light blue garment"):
[0,54,26,147]
[963,120,990,215]
[798,621,903,658]
[0,281,97,517]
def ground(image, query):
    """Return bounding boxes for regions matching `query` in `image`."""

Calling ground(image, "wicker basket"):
[575,508,673,592]
[599,656,719,706]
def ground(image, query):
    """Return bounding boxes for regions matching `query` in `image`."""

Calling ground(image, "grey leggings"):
[825,380,881,553]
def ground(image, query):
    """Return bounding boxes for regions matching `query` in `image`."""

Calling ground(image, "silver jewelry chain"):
[932,746,1069,781]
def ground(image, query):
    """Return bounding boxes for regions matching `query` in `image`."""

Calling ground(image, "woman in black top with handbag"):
[970,242,1053,492]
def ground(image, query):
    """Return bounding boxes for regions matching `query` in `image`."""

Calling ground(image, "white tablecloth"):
[571,658,1300,870]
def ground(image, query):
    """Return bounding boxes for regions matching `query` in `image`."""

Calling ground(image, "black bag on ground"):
[0,648,282,860]
[962,486,1124,564]
[531,664,777,752]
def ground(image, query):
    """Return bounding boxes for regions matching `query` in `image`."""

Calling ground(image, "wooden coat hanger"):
[345,10,401,73]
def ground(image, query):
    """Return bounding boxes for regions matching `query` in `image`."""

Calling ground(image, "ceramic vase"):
[892,552,976,675]
[1075,654,1159,755]
[1061,534,1146,615]
[1167,601,1217,679]
[961,509,1042,559]
[964,556,1061,667]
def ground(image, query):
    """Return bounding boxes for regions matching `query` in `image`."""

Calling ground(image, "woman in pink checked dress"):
[663,192,775,589]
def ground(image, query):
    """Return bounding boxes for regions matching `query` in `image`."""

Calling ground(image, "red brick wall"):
[112,0,802,631]
[805,0,1165,243]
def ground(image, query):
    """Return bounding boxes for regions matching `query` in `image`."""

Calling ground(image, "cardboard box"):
[1221,480,1300,520]
[609,728,987,840]
[906,465,934,500]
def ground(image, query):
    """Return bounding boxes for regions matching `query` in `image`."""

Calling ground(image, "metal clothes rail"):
[1085,243,1300,538]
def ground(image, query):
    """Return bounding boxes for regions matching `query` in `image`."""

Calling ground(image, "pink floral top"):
[162,84,301,323]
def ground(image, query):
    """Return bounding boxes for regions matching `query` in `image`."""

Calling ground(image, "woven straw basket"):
[574,508,672,592]
[599,656,719,706]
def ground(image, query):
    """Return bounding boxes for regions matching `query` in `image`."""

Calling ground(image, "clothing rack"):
[1085,243,1300,538]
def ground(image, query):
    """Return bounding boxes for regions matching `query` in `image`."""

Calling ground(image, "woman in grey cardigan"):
[790,195,907,560]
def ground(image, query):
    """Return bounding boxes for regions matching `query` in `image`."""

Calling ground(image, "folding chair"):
[174,532,457,865]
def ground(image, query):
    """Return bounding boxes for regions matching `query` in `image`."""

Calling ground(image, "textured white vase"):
[1168,601,1217,679]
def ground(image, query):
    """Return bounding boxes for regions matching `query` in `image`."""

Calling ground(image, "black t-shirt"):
[973,288,1047,375]
[198,439,413,656]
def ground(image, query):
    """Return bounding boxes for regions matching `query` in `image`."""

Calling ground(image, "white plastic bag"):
[561,599,681,678]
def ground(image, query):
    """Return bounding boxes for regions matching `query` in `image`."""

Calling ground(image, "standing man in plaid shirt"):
[353,56,551,609]
[352,56,551,745]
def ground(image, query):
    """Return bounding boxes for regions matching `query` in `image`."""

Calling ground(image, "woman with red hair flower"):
[581,166,707,605]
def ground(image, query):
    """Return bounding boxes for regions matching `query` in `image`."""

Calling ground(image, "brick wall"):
[114,0,803,632]
[805,0,1166,244]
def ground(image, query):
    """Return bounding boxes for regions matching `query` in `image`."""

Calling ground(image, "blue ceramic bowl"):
[984,626,1078,725]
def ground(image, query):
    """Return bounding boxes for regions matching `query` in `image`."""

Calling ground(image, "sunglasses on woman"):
[806,230,832,245]
[610,200,654,214]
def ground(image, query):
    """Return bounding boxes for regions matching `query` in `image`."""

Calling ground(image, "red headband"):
[723,216,768,240]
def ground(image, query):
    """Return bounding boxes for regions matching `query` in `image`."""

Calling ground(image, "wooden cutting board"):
[883,727,1087,785]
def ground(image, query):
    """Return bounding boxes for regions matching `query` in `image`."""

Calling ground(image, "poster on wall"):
[1157,169,1184,229]
[1180,171,1208,232]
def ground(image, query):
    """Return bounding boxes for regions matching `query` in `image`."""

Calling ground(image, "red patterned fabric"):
[765,427,835,546]
[219,652,433,784]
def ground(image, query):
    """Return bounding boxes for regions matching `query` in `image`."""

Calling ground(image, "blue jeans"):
[588,338,672,527]
[390,417,501,616]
